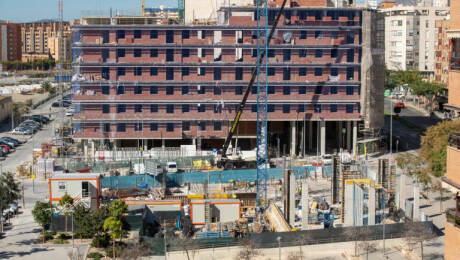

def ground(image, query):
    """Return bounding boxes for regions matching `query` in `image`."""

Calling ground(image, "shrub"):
[42,231,55,241]
[91,234,110,248]
[54,238,69,244]
[105,243,126,258]
[56,233,71,240]
[87,252,103,260]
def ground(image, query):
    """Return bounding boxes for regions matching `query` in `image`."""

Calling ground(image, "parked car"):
[0,141,13,150]
[21,115,47,125]
[0,149,4,157]
[20,120,41,130]
[395,102,405,109]
[33,114,50,123]
[12,126,34,135]
[65,109,74,117]
[0,138,16,148]
[52,101,71,107]
[0,144,10,154]
[1,136,23,145]
[321,154,333,165]
[2,203,18,219]
[63,94,73,101]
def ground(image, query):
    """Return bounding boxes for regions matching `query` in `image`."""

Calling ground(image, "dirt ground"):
[5,92,48,103]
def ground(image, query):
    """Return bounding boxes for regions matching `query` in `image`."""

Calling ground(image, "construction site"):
[35,0,437,258]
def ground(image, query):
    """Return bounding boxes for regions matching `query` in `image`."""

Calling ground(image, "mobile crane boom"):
[221,0,288,157]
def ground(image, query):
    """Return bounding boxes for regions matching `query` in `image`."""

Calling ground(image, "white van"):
[166,162,177,173]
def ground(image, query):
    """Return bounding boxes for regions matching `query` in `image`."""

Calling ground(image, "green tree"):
[32,202,53,243]
[0,173,21,232]
[420,120,460,177]
[58,193,73,232]
[58,193,73,207]
[74,204,110,239]
[41,81,52,92]
[109,200,127,219]
[104,216,123,259]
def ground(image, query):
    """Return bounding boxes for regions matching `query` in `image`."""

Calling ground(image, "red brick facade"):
[0,23,22,62]
[72,8,364,145]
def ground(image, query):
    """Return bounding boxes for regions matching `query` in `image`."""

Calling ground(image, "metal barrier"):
[141,221,436,255]
[101,165,332,189]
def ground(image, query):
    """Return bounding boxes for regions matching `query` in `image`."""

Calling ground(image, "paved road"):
[0,96,81,259]
[384,97,442,151]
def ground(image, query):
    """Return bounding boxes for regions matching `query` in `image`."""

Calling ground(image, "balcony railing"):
[446,208,460,227]
[448,133,460,150]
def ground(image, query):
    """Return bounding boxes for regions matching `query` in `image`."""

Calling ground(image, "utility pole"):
[22,183,25,209]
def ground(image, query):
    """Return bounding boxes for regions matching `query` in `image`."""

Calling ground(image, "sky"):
[0,0,176,23]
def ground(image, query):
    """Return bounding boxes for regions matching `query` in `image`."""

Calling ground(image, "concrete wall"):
[0,96,12,122]
[448,71,460,109]
[213,202,240,222]
[191,203,205,224]
[445,221,460,260]
[361,10,384,130]
[446,146,460,184]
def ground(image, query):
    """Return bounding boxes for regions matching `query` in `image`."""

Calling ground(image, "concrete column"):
[320,120,326,156]
[346,121,352,153]
[83,140,88,159]
[289,171,296,227]
[344,183,353,226]
[368,186,376,225]
[338,121,343,149]
[356,185,364,226]
[413,183,420,221]
[290,121,296,156]
[301,180,309,230]
[352,121,358,155]
[308,121,313,151]
[90,140,95,158]
[399,173,406,213]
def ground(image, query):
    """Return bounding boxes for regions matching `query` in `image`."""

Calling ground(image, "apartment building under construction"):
[71,1,384,157]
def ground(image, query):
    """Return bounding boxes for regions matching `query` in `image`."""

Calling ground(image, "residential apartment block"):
[0,22,22,61]
[444,133,460,260]
[381,6,448,77]
[446,0,460,115]
[21,21,71,62]
[444,1,460,259]
[435,19,449,85]
[71,4,384,156]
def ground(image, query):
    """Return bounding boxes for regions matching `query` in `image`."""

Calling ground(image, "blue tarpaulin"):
[101,166,331,189]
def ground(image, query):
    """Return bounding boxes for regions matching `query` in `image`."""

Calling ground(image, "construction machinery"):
[217,0,287,176]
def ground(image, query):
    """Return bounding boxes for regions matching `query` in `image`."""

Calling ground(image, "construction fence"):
[65,155,216,173]
[101,165,332,189]
[141,221,438,256]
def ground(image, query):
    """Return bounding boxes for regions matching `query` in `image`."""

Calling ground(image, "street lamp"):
[163,229,167,260]
[276,236,282,260]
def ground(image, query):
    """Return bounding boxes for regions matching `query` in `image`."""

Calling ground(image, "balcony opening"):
[451,39,460,70]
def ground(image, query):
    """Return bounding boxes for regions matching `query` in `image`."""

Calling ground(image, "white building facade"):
[382,6,448,77]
